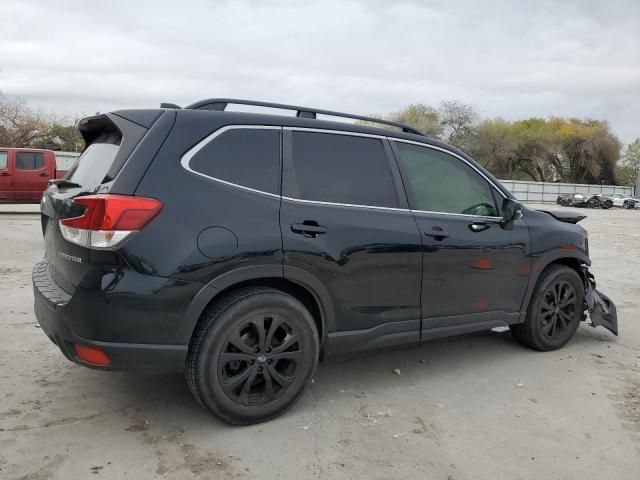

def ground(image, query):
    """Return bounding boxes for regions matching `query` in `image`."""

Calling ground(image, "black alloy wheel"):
[511,265,584,351]
[219,314,302,406]
[186,287,319,425]
[539,280,578,340]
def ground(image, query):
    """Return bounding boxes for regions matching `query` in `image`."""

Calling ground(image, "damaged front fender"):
[582,267,618,336]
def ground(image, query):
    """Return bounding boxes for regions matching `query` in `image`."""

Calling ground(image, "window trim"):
[180,124,507,219]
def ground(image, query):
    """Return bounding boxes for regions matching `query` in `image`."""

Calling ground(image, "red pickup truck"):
[0,148,68,203]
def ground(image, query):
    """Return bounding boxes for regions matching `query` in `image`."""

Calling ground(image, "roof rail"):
[183,98,424,136]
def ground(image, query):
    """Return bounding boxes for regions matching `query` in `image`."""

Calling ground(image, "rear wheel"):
[511,265,584,351]
[186,287,319,425]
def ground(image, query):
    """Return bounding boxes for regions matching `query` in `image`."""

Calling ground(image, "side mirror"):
[501,198,522,230]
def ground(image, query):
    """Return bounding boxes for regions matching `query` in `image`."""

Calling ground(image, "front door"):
[391,140,531,336]
[0,150,11,201]
[280,129,422,352]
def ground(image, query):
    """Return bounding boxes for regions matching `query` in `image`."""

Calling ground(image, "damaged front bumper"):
[582,267,618,336]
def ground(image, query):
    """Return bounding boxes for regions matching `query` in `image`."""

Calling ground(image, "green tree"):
[389,104,443,139]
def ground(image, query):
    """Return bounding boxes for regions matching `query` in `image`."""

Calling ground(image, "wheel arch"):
[518,250,590,320]
[176,266,335,351]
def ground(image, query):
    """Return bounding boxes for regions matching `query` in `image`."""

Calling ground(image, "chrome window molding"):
[180,124,507,219]
[180,125,282,199]
[281,195,409,213]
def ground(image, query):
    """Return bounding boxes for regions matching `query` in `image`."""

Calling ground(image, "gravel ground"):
[0,204,638,480]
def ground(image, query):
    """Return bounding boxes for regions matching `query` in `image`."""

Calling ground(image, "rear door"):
[0,149,11,201]
[280,129,422,351]
[13,151,48,201]
[391,140,530,336]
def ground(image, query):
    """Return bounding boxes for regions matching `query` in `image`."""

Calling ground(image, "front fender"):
[519,249,591,316]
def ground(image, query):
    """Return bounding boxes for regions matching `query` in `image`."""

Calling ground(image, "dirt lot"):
[0,204,639,480]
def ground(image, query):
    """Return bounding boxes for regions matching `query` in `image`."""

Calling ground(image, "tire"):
[185,287,319,425]
[511,265,584,351]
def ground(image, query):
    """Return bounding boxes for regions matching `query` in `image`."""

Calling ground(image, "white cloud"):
[1,0,639,142]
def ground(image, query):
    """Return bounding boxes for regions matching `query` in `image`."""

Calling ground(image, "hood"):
[537,209,586,224]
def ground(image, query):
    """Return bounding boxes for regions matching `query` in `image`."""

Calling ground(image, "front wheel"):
[186,287,319,425]
[511,265,584,351]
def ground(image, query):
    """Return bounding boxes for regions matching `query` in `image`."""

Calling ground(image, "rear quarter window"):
[188,128,281,195]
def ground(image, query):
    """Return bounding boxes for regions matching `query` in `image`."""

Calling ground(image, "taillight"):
[59,194,163,249]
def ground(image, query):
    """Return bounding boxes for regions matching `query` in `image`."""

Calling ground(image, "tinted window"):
[66,132,121,189]
[190,128,281,194]
[0,152,7,170]
[289,132,397,207]
[394,142,498,216]
[16,152,45,170]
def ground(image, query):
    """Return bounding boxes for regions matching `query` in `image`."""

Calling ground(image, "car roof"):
[0,147,54,153]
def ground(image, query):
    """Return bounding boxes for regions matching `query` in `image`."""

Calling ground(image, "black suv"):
[33,99,618,425]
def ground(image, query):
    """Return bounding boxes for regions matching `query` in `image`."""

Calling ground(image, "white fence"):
[54,151,80,170]
[499,180,634,203]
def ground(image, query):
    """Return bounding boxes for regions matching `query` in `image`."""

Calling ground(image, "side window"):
[0,151,7,170]
[288,132,398,208]
[189,128,281,194]
[394,142,498,217]
[16,152,45,170]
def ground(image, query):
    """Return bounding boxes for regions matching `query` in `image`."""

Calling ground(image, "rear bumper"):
[33,260,188,372]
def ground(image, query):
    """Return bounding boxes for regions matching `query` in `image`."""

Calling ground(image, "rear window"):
[189,128,281,194]
[288,132,398,208]
[16,152,45,170]
[65,132,121,189]
[0,151,7,170]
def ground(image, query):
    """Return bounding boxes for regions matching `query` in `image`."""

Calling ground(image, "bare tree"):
[0,94,52,147]
[439,100,479,149]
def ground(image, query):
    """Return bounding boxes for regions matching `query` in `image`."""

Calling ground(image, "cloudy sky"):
[1,0,639,143]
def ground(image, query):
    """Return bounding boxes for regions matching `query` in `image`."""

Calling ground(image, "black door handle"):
[291,222,327,238]
[469,222,490,233]
[424,227,450,240]
[39,172,49,177]
[0,172,9,176]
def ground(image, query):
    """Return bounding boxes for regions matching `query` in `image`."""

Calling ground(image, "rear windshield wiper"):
[48,179,82,189]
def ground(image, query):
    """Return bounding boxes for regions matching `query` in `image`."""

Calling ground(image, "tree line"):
[1,94,638,186]
[0,94,84,152]
[380,101,639,186]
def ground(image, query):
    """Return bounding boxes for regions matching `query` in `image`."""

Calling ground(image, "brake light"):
[59,194,163,249]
